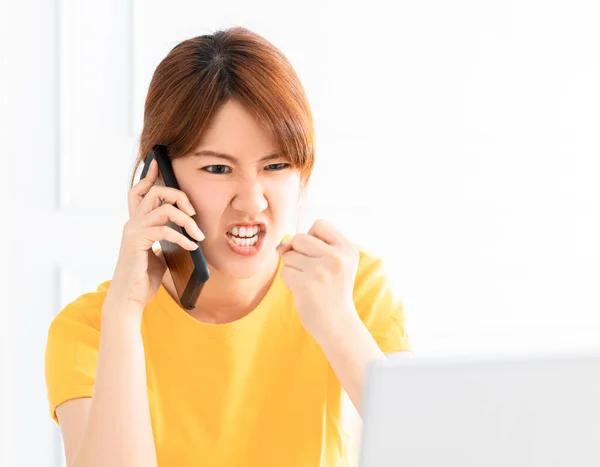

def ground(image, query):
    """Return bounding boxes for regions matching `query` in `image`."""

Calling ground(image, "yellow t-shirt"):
[45,238,410,466]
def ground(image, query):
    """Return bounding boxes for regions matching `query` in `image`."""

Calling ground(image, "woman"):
[45,26,410,467]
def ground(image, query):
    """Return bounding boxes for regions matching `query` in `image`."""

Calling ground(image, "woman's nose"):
[231,181,268,214]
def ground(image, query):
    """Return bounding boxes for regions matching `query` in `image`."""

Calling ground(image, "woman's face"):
[172,99,302,279]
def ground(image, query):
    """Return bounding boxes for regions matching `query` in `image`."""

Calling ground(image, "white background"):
[2,0,599,465]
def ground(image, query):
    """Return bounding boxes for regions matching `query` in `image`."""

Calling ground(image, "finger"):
[307,219,347,247]
[141,203,205,241]
[134,185,196,219]
[128,158,159,217]
[146,225,200,251]
[276,242,293,255]
[280,264,304,286]
[280,250,313,272]
[289,233,332,257]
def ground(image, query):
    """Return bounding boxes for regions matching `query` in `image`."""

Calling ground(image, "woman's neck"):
[156,249,280,324]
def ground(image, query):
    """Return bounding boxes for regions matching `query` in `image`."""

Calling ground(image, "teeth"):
[228,225,261,238]
[229,233,259,247]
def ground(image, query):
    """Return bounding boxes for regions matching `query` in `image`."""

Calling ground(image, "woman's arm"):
[58,297,157,467]
[276,220,411,416]
[312,309,389,416]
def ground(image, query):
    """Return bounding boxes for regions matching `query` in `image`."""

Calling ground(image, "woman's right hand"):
[106,158,205,310]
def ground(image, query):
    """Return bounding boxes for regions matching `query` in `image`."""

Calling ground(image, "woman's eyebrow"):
[192,150,281,163]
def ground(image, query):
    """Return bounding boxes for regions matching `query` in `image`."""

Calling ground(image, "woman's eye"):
[203,165,231,174]
[265,163,290,171]
[202,163,289,174]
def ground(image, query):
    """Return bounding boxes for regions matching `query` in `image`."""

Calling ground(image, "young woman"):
[45,26,410,467]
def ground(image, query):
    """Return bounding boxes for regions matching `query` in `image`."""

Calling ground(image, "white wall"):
[1,0,13,464]
[133,0,600,355]
[3,0,600,465]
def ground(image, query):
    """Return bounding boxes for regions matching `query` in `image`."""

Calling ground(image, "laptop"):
[359,349,600,467]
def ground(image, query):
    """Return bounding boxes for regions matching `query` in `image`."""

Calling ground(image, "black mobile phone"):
[140,144,210,310]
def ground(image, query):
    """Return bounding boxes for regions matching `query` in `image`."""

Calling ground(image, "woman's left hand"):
[276,219,360,339]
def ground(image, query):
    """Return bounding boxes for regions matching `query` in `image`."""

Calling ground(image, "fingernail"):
[186,202,196,216]
[193,224,205,240]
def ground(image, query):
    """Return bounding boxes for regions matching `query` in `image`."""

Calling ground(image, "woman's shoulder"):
[354,242,389,282]
[49,280,113,333]
[351,241,402,312]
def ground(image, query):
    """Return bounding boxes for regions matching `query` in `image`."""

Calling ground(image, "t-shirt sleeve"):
[352,250,411,354]
[45,296,103,425]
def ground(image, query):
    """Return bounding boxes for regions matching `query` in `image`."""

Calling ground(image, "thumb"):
[276,242,292,255]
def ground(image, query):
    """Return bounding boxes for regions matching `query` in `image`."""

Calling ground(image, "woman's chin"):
[222,264,263,280]
[209,251,278,280]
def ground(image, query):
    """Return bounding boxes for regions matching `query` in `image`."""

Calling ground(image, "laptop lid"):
[360,350,600,467]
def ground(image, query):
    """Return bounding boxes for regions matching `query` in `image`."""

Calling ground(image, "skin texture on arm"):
[277,219,411,415]
[55,398,92,466]
[314,315,412,416]
[56,297,157,467]
[313,312,386,415]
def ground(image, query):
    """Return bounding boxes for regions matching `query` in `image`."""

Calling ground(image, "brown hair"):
[129,26,315,190]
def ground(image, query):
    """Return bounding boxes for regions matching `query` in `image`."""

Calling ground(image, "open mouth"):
[227,232,259,247]
[225,224,265,248]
